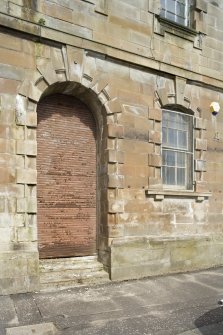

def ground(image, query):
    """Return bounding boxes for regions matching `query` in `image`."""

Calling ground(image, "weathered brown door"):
[37,94,97,258]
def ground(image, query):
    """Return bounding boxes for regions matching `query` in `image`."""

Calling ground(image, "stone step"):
[39,256,102,272]
[40,267,108,283]
[40,271,109,291]
[39,256,110,291]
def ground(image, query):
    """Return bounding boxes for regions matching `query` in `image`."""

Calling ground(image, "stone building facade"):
[1,0,223,294]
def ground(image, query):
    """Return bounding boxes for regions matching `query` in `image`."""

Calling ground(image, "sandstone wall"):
[0,0,223,292]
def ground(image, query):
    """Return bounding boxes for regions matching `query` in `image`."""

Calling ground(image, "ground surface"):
[1,267,223,334]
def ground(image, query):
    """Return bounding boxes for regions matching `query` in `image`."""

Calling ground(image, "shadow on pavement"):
[194,307,223,334]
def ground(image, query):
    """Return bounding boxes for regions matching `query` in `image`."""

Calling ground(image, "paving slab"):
[179,320,223,334]
[11,293,42,325]
[6,323,58,335]
[0,296,18,327]
[1,267,223,335]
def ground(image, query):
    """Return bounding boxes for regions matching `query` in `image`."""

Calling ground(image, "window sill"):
[154,16,203,49]
[145,189,212,202]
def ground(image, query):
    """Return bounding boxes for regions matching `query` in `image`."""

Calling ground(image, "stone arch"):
[154,76,204,117]
[162,103,194,115]
[16,47,122,126]
[15,45,124,267]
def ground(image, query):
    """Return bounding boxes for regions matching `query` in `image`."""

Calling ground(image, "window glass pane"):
[162,111,169,126]
[162,150,167,165]
[168,0,176,13]
[166,167,176,185]
[176,16,186,25]
[161,0,166,7]
[166,11,176,22]
[168,111,177,128]
[177,152,185,167]
[162,166,167,184]
[177,168,185,185]
[186,153,193,189]
[165,150,176,166]
[188,118,193,151]
[160,8,166,17]
[164,111,176,128]
[162,127,167,145]
[177,3,186,17]
[168,128,178,147]
[178,114,189,130]
[178,130,187,149]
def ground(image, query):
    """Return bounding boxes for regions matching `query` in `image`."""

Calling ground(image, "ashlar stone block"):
[67,46,84,82]
[108,200,124,213]
[0,139,15,154]
[148,130,161,144]
[156,88,169,106]
[149,154,162,167]
[26,197,37,213]
[16,140,37,156]
[195,138,207,151]
[195,117,207,130]
[195,0,207,13]
[26,112,37,127]
[105,98,122,115]
[0,167,16,184]
[16,168,37,185]
[108,124,124,138]
[108,224,124,238]
[107,149,124,163]
[195,159,206,171]
[37,58,57,85]
[195,181,208,193]
[16,95,27,126]
[148,108,162,121]
[175,76,186,105]
[108,174,124,188]
[17,226,36,242]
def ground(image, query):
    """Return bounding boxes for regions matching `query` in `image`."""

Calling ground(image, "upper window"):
[162,109,193,190]
[160,0,190,27]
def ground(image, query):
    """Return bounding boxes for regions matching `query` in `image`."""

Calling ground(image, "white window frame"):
[162,109,194,190]
[160,0,190,27]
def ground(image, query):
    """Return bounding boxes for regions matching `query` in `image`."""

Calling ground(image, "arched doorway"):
[37,94,97,258]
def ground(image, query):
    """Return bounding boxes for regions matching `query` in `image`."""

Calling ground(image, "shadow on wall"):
[194,307,223,334]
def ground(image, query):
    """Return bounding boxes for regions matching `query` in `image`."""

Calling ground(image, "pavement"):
[1,267,223,335]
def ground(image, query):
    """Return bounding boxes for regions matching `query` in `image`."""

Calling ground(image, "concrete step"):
[39,256,110,291]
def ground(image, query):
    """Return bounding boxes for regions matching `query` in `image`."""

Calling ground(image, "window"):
[160,0,190,26]
[162,109,193,190]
